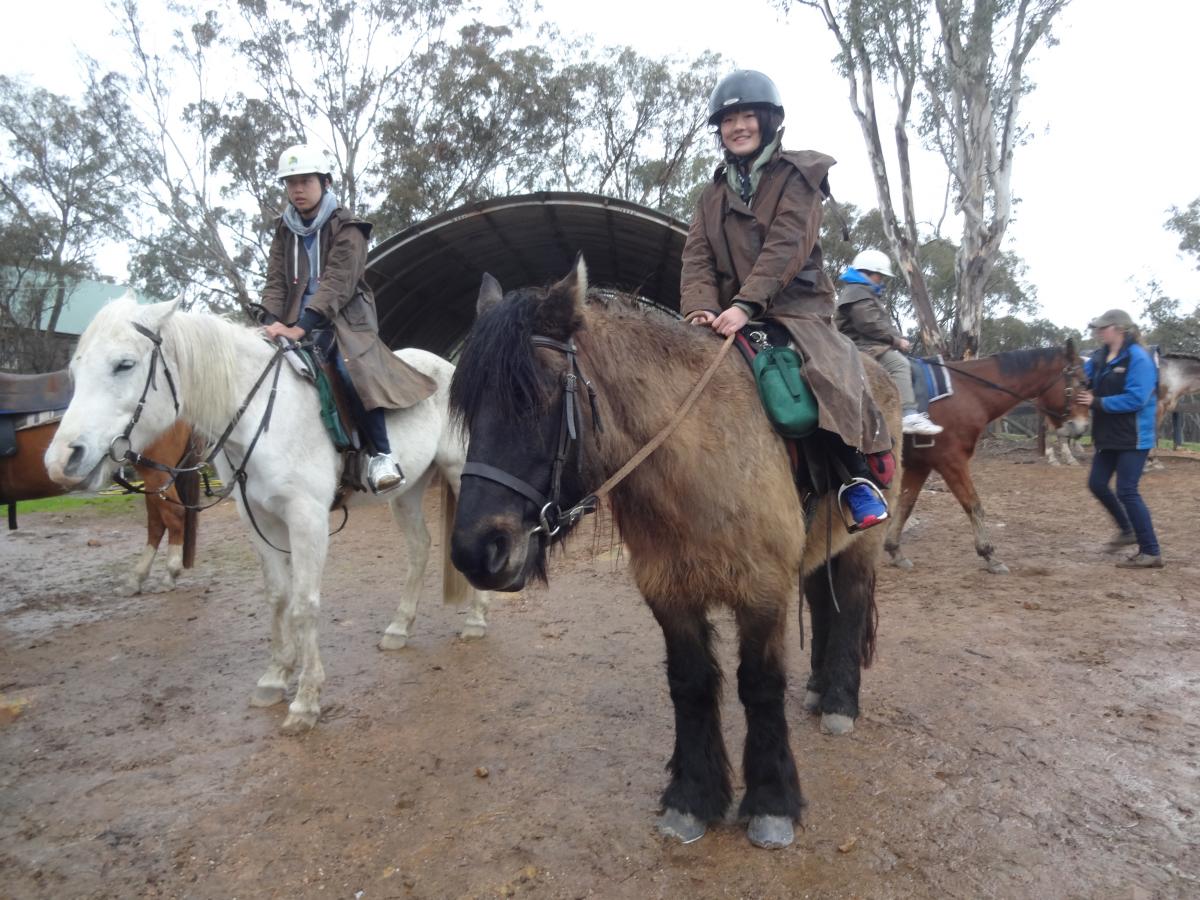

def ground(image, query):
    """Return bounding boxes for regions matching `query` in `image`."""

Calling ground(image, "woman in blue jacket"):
[1077,309,1163,568]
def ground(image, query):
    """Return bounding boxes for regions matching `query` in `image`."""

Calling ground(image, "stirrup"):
[837,477,889,534]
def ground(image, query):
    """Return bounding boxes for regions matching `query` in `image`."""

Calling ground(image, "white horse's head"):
[45,297,183,491]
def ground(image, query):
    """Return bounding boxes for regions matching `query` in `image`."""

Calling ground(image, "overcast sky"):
[8,0,1200,329]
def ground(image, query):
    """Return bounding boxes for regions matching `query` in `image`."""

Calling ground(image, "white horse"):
[44,297,489,733]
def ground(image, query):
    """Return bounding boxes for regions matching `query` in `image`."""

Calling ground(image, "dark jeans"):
[313,330,391,455]
[1088,448,1159,555]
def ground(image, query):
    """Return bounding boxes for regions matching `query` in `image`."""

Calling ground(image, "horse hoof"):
[890,556,913,570]
[802,690,821,713]
[459,624,487,641]
[117,581,141,598]
[378,633,409,651]
[280,710,318,734]
[820,713,855,735]
[986,561,1010,575]
[657,809,706,844]
[250,686,286,707]
[747,815,794,849]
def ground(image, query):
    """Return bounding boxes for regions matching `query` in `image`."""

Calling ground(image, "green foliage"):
[1139,279,1200,355]
[1165,197,1200,270]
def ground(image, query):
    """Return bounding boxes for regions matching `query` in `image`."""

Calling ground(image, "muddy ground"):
[1,446,1197,899]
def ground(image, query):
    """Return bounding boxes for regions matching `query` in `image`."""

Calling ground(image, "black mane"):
[450,288,550,431]
[990,345,1065,378]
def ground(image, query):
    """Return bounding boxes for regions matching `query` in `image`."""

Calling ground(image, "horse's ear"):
[534,254,588,340]
[1064,336,1077,359]
[138,298,182,331]
[477,273,505,318]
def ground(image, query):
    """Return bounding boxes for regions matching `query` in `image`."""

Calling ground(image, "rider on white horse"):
[260,142,435,493]
[835,248,942,436]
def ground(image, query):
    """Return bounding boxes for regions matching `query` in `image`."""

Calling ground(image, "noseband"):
[461,335,604,539]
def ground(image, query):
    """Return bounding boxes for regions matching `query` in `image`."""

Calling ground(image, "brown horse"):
[1,414,202,595]
[884,343,1089,574]
[447,259,901,849]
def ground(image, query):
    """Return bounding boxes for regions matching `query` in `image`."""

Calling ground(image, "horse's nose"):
[482,532,512,577]
[451,527,514,586]
[63,442,87,477]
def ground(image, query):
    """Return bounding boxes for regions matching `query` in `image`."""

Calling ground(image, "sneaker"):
[367,453,405,494]
[1105,529,1137,551]
[902,412,943,435]
[842,481,889,531]
[1116,553,1163,569]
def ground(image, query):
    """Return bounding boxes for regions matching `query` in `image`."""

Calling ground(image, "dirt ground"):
[1,446,1197,900]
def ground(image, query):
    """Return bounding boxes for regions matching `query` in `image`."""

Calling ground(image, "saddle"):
[908,355,954,414]
[279,343,370,501]
[0,371,73,459]
[734,323,895,524]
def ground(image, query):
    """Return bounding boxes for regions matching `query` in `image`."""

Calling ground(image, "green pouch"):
[752,345,819,438]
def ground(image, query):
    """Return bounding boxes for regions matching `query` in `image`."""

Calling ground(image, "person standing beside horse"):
[1076,308,1163,568]
[680,70,893,530]
[835,249,942,436]
[260,143,435,494]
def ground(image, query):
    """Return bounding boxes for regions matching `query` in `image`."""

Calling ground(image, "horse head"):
[44,298,183,492]
[1029,337,1090,438]
[449,256,596,591]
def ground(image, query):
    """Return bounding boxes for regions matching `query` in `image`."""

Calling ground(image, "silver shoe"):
[368,453,405,494]
[902,411,943,435]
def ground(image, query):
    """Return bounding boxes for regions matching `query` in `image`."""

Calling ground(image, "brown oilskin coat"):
[261,207,435,410]
[680,149,891,454]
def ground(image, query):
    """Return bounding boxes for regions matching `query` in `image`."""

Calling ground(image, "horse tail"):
[178,428,205,569]
[177,468,201,569]
[861,567,879,668]
[440,475,471,606]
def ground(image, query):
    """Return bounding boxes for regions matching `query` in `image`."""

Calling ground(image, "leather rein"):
[107,322,341,552]
[462,332,736,539]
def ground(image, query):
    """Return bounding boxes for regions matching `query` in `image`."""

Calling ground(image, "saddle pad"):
[288,346,352,452]
[909,356,953,412]
[0,410,65,458]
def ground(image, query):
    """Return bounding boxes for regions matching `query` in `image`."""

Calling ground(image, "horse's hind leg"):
[379,471,435,650]
[803,535,879,736]
[735,600,802,849]
[251,549,295,708]
[649,602,730,844]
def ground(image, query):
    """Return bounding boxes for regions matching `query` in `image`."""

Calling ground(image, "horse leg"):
[158,491,187,590]
[884,463,931,570]
[941,458,1009,575]
[649,603,729,844]
[442,474,489,640]
[122,494,168,596]
[379,471,435,650]
[735,601,802,849]
[802,537,879,736]
[251,549,295,708]
[280,512,329,734]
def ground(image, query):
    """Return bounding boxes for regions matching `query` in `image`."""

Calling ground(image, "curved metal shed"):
[365,192,690,356]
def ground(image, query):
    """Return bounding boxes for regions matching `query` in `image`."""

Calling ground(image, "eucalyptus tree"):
[0,76,131,371]
[783,0,1070,357]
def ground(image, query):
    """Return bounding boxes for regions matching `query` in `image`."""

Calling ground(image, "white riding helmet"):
[851,249,895,278]
[276,143,335,182]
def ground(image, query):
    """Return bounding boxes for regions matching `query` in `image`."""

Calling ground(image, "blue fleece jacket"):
[1084,341,1158,450]
[839,268,883,294]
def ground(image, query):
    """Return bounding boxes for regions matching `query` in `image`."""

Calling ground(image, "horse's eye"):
[114,359,136,373]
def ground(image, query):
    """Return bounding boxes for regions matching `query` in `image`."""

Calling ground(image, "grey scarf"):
[282,191,338,305]
[725,128,784,205]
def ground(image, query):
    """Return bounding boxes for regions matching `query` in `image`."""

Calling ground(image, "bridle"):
[929,351,1084,424]
[461,336,604,539]
[461,331,737,540]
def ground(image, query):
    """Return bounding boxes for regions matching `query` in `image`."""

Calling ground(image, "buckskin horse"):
[2,370,203,595]
[884,344,1090,574]
[448,259,902,849]
[42,297,489,733]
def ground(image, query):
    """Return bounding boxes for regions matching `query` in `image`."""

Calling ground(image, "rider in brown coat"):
[261,143,435,493]
[680,70,892,529]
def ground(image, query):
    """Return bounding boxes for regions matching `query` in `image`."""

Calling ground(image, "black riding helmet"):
[706,70,785,126]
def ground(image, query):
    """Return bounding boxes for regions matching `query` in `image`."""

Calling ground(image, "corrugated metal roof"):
[366,192,689,356]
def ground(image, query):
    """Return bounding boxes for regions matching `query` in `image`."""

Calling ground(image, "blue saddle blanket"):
[909,356,954,413]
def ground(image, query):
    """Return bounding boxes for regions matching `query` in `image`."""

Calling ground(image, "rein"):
[108,323,337,553]
[924,354,1081,421]
[463,331,736,539]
